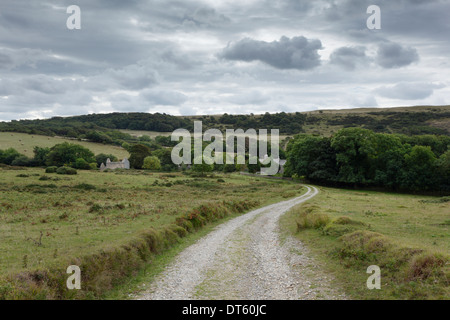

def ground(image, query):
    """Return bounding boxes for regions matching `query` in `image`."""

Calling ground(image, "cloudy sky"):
[0,0,449,121]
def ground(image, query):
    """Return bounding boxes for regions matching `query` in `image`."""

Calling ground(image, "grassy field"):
[0,167,304,299]
[119,129,172,138]
[0,132,129,159]
[280,186,450,300]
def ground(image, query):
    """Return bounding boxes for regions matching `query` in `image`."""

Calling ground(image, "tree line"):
[284,127,450,192]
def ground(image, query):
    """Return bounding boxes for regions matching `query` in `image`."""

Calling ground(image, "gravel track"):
[136,186,345,300]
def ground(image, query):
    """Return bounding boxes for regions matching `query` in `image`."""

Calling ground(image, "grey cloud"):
[349,95,378,108]
[0,0,449,121]
[376,42,419,69]
[220,36,323,70]
[104,63,159,90]
[140,89,188,106]
[182,7,231,29]
[329,46,368,70]
[227,90,270,105]
[374,82,445,100]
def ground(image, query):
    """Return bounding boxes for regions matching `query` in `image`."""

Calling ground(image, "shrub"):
[291,205,330,231]
[142,156,161,171]
[45,166,58,173]
[16,174,29,178]
[406,253,447,281]
[74,158,91,170]
[73,183,96,191]
[56,167,77,175]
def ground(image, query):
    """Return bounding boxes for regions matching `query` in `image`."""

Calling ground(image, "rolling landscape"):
[1,0,449,307]
[0,106,449,300]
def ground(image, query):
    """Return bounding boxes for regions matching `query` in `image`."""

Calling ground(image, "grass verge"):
[0,199,259,299]
[279,187,449,300]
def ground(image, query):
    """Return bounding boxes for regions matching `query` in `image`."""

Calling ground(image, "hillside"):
[0,106,449,142]
[0,132,129,159]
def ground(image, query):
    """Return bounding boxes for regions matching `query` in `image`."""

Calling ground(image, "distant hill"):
[0,106,448,144]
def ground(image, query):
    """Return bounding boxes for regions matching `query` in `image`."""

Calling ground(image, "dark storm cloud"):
[220,36,323,70]
[375,42,419,69]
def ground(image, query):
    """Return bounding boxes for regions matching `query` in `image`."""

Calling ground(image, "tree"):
[437,150,450,191]
[371,134,408,190]
[331,128,376,185]
[129,144,152,169]
[0,148,24,165]
[74,158,91,170]
[152,148,177,171]
[142,156,161,170]
[95,153,118,166]
[401,145,438,191]
[32,147,50,166]
[284,135,337,182]
[192,156,213,175]
[85,130,113,144]
[11,155,33,167]
[247,156,261,174]
[46,143,95,167]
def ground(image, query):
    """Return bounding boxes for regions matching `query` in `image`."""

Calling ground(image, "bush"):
[73,183,96,191]
[406,253,447,281]
[11,155,33,167]
[74,158,91,170]
[45,166,58,173]
[142,156,161,171]
[56,167,77,175]
[291,205,330,231]
[297,212,330,230]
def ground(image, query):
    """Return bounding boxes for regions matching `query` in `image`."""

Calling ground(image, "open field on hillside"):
[0,132,129,159]
[280,186,450,299]
[119,130,172,138]
[0,168,303,298]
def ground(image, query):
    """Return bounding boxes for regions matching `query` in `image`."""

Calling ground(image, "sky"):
[0,0,449,121]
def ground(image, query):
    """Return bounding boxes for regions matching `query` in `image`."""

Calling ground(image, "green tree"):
[11,155,33,167]
[152,148,177,171]
[142,156,161,170]
[192,156,213,175]
[95,153,118,166]
[247,156,261,174]
[0,148,24,165]
[46,143,95,167]
[284,135,337,182]
[129,144,152,169]
[437,150,450,191]
[32,146,50,166]
[401,145,438,191]
[371,134,408,190]
[331,128,376,185]
[74,158,91,170]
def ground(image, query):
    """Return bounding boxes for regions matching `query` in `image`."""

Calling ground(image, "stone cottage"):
[100,158,130,171]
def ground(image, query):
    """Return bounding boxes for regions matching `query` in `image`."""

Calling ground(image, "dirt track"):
[136,186,345,300]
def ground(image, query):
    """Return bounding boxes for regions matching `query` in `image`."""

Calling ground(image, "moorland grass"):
[280,186,449,300]
[0,168,304,299]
